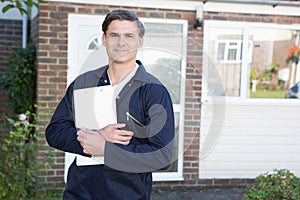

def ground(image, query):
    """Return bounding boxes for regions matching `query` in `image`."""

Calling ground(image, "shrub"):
[0,42,36,114]
[0,111,53,199]
[242,169,300,200]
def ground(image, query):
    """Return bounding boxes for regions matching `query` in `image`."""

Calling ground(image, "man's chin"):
[111,55,135,64]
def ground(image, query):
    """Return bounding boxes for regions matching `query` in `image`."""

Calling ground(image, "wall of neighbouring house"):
[0,18,22,125]
[0,5,40,137]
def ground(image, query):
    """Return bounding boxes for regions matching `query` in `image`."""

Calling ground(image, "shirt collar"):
[97,60,151,86]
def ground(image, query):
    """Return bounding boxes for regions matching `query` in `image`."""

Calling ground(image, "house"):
[1,0,300,192]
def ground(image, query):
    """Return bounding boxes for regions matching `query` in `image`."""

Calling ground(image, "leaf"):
[2,4,15,13]
[25,0,34,7]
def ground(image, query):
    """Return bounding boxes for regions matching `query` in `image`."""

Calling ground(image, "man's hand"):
[77,128,105,156]
[99,123,133,146]
[76,123,133,156]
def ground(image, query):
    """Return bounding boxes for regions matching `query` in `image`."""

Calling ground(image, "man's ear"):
[102,33,106,47]
[138,37,144,48]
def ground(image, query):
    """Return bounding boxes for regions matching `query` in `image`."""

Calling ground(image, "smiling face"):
[102,20,144,64]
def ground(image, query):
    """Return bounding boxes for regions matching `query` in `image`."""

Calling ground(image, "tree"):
[1,0,43,16]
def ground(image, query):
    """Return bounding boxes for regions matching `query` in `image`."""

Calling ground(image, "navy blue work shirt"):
[45,60,175,200]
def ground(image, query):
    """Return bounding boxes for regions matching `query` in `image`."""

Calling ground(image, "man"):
[45,9,174,199]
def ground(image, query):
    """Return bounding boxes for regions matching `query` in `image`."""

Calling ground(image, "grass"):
[250,89,286,98]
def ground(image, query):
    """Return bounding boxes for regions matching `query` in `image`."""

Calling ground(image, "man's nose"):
[117,35,127,45]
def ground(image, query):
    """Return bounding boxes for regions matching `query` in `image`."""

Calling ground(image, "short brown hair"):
[102,9,145,37]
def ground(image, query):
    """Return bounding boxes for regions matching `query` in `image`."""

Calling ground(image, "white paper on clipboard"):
[73,85,116,166]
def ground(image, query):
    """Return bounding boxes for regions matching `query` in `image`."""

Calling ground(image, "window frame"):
[216,40,242,63]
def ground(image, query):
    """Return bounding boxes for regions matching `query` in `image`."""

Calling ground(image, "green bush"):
[243,169,300,200]
[0,111,53,199]
[0,42,36,114]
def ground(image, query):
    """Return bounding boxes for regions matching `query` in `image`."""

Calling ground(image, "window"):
[87,37,100,51]
[217,40,242,63]
[138,18,187,181]
[204,21,300,100]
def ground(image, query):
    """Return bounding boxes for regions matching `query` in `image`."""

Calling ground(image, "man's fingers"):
[116,131,133,143]
[83,148,91,155]
[98,124,133,145]
[112,123,126,129]
[119,130,134,136]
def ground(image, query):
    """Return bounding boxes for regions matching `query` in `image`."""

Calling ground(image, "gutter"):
[22,8,28,49]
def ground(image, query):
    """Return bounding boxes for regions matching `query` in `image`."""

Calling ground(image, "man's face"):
[102,20,143,64]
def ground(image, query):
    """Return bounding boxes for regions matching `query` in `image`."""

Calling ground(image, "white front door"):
[67,14,107,86]
[66,13,187,182]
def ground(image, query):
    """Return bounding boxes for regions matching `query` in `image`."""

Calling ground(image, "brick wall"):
[35,1,300,193]
[35,2,69,188]
[0,19,22,126]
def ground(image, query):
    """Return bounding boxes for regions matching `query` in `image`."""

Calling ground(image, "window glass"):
[161,112,179,172]
[141,22,184,104]
[87,38,99,51]
[205,22,300,99]
[209,28,243,97]
[139,21,186,172]
[217,43,225,61]
[248,28,299,98]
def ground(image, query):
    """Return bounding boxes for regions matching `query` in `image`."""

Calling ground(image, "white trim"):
[48,0,202,11]
[205,20,300,30]
[203,97,300,106]
[153,172,184,182]
[240,28,249,98]
[46,0,300,16]
[1,0,300,21]
[203,2,300,17]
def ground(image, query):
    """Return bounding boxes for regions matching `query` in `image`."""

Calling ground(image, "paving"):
[151,186,246,200]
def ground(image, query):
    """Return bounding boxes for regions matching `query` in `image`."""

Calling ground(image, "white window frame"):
[216,40,242,63]
[203,20,300,106]
[216,39,253,64]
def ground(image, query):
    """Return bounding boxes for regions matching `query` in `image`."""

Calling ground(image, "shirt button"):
[104,80,107,83]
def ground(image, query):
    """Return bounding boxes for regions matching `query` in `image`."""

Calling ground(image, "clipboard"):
[73,85,116,166]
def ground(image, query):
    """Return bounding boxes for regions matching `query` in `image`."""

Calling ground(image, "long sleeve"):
[45,82,86,155]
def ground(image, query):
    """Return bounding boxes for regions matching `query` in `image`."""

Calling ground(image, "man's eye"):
[126,34,134,38]
[110,33,119,37]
